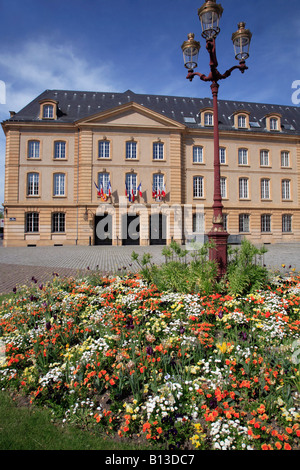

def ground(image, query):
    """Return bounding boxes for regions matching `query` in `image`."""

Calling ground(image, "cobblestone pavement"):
[0,243,299,294]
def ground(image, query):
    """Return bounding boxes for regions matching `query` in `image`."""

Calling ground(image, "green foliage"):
[132,240,218,295]
[226,239,269,295]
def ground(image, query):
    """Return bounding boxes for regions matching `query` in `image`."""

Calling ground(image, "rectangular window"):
[193,146,203,163]
[28,140,40,159]
[238,148,248,165]
[54,141,66,159]
[220,177,227,198]
[25,212,39,232]
[261,179,270,199]
[126,173,137,194]
[281,151,290,167]
[98,172,110,195]
[239,214,250,233]
[282,214,292,233]
[153,142,164,160]
[52,212,65,233]
[282,179,290,200]
[270,118,278,130]
[126,141,137,159]
[238,115,246,128]
[219,147,226,164]
[43,105,54,119]
[260,150,269,166]
[27,173,39,196]
[192,213,205,233]
[153,173,164,194]
[223,214,228,231]
[53,173,65,196]
[99,140,110,159]
[204,113,213,126]
[261,214,271,233]
[239,178,248,199]
[193,176,204,198]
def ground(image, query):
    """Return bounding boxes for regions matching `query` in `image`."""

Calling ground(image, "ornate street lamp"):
[181,0,252,278]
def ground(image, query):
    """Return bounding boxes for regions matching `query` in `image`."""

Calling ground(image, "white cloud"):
[0,38,120,112]
[0,38,124,203]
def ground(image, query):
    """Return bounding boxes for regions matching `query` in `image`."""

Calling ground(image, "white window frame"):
[281,151,290,167]
[219,147,226,164]
[25,212,39,232]
[261,214,271,233]
[282,179,291,200]
[239,214,250,233]
[193,146,203,163]
[238,115,246,128]
[153,142,164,160]
[220,177,227,198]
[204,112,213,126]
[27,172,39,196]
[270,118,278,130]
[99,140,110,159]
[238,148,248,165]
[261,179,270,199]
[260,150,269,166]
[239,178,248,199]
[282,214,292,233]
[193,176,204,198]
[52,212,65,233]
[98,172,110,195]
[53,173,65,196]
[43,104,54,119]
[126,173,137,194]
[28,140,40,159]
[126,141,137,159]
[54,141,66,159]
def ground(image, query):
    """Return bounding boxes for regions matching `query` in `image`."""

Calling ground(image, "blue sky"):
[0,0,299,205]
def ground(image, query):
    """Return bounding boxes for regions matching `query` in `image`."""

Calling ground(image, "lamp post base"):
[207,229,229,279]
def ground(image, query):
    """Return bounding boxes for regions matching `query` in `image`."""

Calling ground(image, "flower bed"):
[0,273,300,450]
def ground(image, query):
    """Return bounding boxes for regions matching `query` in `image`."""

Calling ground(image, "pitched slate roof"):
[5,88,300,135]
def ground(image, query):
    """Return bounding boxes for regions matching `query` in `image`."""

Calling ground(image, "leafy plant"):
[226,239,269,295]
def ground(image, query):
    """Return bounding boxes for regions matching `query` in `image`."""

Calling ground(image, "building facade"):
[2,89,300,247]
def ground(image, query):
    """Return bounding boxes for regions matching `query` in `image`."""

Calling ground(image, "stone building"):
[2,89,300,246]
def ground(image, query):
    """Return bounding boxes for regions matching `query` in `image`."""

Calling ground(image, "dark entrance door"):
[94,214,112,245]
[149,214,166,245]
[122,214,140,245]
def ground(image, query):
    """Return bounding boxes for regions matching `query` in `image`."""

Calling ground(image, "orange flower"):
[156,427,163,434]
[143,422,151,432]
[285,427,293,434]
[284,443,292,450]
[275,442,282,450]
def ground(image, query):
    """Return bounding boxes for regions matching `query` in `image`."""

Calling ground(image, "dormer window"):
[270,118,278,130]
[204,112,213,126]
[238,115,246,128]
[233,110,250,129]
[39,99,58,120]
[43,104,54,119]
[265,113,281,132]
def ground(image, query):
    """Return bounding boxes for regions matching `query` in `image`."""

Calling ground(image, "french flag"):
[137,182,142,197]
[108,180,112,196]
[161,183,166,198]
[94,181,101,196]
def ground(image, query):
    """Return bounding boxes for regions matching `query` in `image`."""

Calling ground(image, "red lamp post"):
[181,1,252,278]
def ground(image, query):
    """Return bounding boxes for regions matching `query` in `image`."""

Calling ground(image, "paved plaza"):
[0,242,299,294]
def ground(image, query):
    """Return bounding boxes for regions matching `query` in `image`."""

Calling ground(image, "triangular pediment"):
[76,101,185,130]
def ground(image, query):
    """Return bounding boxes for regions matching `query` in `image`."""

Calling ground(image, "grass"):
[0,391,145,450]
